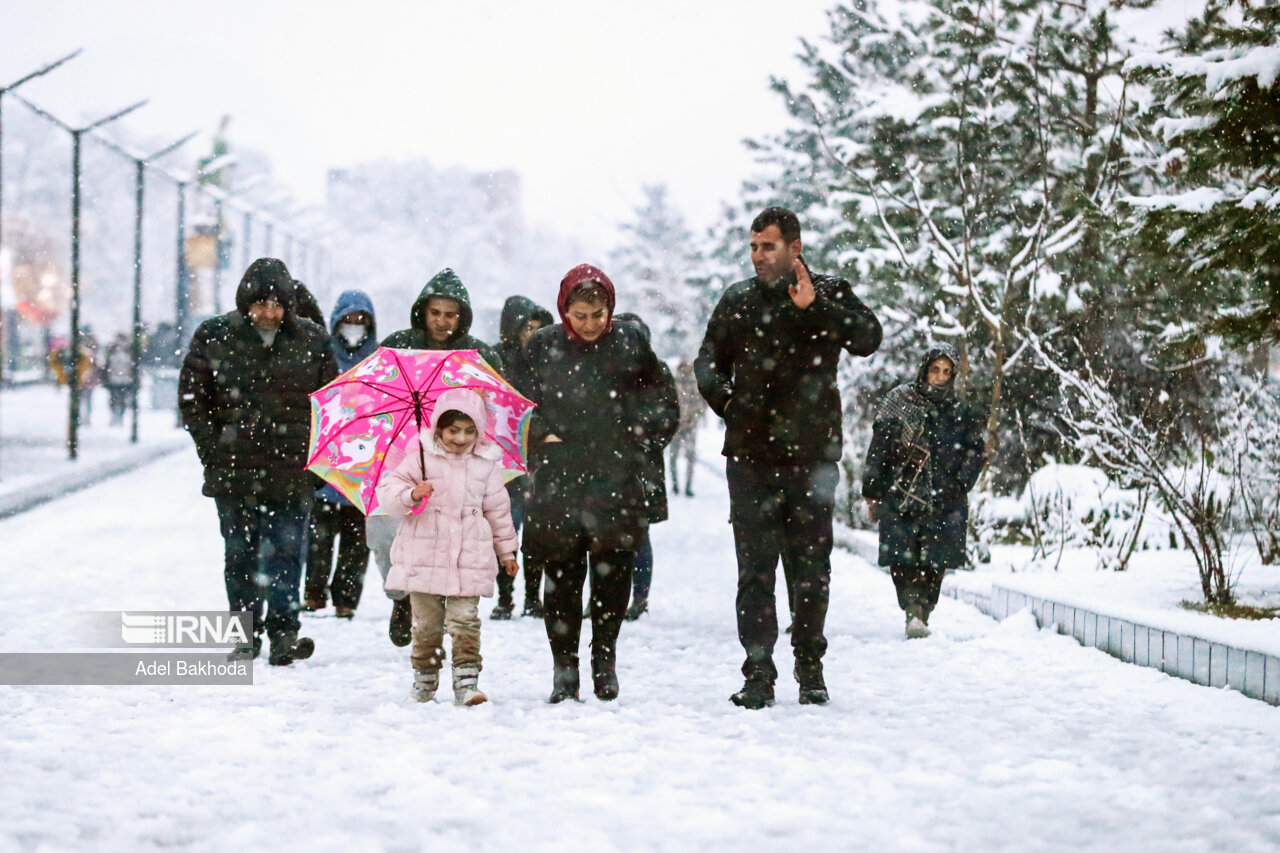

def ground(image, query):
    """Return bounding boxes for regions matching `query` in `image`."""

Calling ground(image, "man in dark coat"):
[369,268,505,645]
[523,265,676,702]
[178,258,338,665]
[696,207,882,708]
[304,289,378,618]
[862,343,986,638]
[492,295,554,620]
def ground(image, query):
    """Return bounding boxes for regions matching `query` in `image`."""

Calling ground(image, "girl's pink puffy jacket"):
[376,389,519,598]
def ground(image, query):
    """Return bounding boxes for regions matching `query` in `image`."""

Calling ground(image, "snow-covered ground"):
[2,447,1280,852]
[0,382,186,499]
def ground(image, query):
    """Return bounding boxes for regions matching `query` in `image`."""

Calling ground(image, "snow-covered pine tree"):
[1124,0,1280,347]
[607,183,707,359]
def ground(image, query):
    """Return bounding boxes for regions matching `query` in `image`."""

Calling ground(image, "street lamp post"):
[67,101,149,458]
[126,133,194,443]
[13,95,150,460]
[0,49,80,480]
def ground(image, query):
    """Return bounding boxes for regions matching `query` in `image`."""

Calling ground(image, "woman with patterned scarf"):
[862,344,986,638]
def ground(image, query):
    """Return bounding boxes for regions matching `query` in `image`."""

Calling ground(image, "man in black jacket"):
[179,258,338,665]
[696,207,882,708]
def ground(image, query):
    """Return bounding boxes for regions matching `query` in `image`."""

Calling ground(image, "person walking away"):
[492,295,554,620]
[669,359,705,496]
[368,268,505,647]
[523,265,674,702]
[304,290,379,618]
[614,312,679,622]
[696,207,882,708]
[862,344,985,638]
[103,333,134,427]
[375,388,520,705]
[179,258,337,664]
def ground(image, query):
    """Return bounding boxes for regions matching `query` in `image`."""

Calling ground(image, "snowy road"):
[2,449,1279,852]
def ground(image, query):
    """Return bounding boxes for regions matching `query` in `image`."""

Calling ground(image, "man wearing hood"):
[304,289,379,618]
[696,207,883,709]
[369,268,505,645]
[179,258,338,665]
[492,295,555,620]
[862,344,986,638]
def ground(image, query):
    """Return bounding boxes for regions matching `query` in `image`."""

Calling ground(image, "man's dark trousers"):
[726,457,838,683]
[215,494,312,639]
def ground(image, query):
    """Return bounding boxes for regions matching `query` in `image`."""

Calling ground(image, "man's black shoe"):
[797,669,829,705]
[730,679,775,709]
[490,602,514,621]
[268,633,315,666]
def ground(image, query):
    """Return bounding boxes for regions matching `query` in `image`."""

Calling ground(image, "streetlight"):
[121,133,195,442]
[14,94,148,459]
[0,49,80,481]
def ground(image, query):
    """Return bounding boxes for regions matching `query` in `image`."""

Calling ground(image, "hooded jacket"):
[521,265,673,555]
[376,388,519,598]
[862,344,986,568]
[328,289,379,372]
[179,257,338,500]
[380,268,503,373]
[696,264,882,464]
[315,289,381,506]
[496,295,554,397]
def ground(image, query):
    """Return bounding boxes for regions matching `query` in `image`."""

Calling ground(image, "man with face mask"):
[304,290,379,618]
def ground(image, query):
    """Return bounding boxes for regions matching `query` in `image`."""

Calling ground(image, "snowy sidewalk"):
[0,383,187,518]
[2,449,1279,851]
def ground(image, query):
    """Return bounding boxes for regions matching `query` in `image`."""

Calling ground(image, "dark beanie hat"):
[235,258,296,316]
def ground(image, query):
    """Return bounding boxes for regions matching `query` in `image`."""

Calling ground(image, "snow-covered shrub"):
[1215,377,1280,565]
[1017,464,1173,569]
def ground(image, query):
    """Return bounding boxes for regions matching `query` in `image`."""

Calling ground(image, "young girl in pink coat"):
[376,388,520,705]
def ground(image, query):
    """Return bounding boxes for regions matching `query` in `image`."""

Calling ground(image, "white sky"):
[0,0,833,252]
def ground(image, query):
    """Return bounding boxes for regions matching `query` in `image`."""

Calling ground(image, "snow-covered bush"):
[1216,377,1280,564]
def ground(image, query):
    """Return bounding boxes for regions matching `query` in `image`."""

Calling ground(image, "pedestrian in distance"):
[862,344,986,638]
[367,268,505,648]
[375,388,520,705]
[492,295,554,620]
[522,265,676,702]
[669,358,705,497]
[304,289,379,619]
[178,258,337,665]
[696,206,882,708]
[613,312,680,623]
[103,333,134,427]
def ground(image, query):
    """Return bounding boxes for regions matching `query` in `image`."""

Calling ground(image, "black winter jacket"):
[522,321,676,551]
[179,273,338,501]
[696,269,882,464]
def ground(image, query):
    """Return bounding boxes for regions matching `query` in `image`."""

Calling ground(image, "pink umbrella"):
[305,347,534,516]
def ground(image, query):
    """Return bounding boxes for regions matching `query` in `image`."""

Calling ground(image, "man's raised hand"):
[789,258,815,309]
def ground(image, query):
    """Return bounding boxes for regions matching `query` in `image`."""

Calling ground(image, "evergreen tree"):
[1124,0,1280,346]
[607,183,707,358]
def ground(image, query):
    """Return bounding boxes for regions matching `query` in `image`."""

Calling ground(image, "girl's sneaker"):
[452,664,488,706]
[412,670,439,702]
